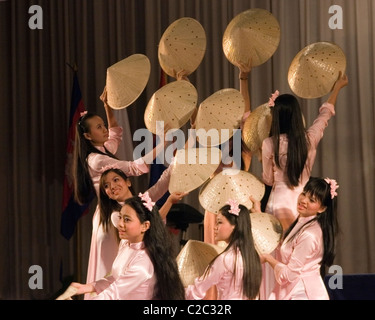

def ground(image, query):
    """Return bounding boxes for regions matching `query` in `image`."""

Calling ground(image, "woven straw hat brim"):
[223,8,281,67]
[176,240,225,287]
[168,147,222,194]
[198,169,265,214]
[55,285,78,300]
[158,17,207,78]
[144,80,198,134]
[288,41,347,99]
[242,102,272,158]
[106,54,151,109]
[250,212,283,255]
[195,88,245,147]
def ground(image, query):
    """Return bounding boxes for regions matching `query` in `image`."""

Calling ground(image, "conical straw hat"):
[250,212,283,255]
[158,17,207,78]
[288,41,347,99]
[106,54,151,109]
[198,169,265,214]
[195,88,245,147]
[55,285,78,300]
[223,8,281,68]
[176,240,225,287]
[144,80,198,134]
[169,147,222,194]
[242,102,272,159]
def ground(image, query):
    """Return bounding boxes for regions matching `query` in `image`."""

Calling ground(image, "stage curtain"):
[0,0,374,299]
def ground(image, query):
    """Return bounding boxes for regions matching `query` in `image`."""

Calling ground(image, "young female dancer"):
[262,73,348,232]
[185,199,262,300]
[201,61,253,246]
[260,73,347,300]
[71,193,186,300]
[261,176,339,300]
[99,166,187,230]
[72,87,168,292]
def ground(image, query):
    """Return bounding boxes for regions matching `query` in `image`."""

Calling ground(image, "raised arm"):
[237,59,253,171]
[159,192,189,221]
[100,86,119,129]
[326,72,348,106]
[237,59,252,114]
[176,69,190,82]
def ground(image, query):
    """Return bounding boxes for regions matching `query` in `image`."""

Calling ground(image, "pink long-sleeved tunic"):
[260,102,335,300]
[185,247,254,300]
[90,240,156,300]
[269,215,329,300]
[85,127,149,290]
[262,102,335,229]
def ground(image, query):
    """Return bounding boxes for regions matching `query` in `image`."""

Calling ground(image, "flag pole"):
[66,62,78,73]
[67,62,82,292]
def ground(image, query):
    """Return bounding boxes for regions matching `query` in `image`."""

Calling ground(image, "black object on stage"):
[167,203,203,230]
[166,203,204,246]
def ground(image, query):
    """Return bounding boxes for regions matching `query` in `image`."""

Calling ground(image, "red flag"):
[60,72,90,240]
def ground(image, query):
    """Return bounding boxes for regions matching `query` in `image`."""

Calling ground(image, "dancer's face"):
[297,191,326,217]
[117,205,150,243]
[83,115,109,146]
[103,171,132,202]
[214,213,234,243]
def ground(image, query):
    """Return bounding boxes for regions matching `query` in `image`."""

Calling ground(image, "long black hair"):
[270,94,309,187]
[283,177,339,277]
[124,195,186,300]
[72,112,118,204]
[204,204,262,299]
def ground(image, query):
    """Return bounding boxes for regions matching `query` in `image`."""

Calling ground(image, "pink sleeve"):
[185,256,225,300]
[91,255,154,300]
[261,138,274,186]
[104,127,123,155]
[92,276,115,294]
[274,231,321,285]
[306,102,335,149]
[146,163,173,202]
[90,155,149,177]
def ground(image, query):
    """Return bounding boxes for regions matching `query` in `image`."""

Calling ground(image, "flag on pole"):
[60,71,90,240]
[148,68,169,207]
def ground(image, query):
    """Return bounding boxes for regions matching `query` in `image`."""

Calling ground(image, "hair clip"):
[324,177,339,199]
[268,90,280,107]
[80,111,88,117]
[138,192,155,211]
[226,199,240,216]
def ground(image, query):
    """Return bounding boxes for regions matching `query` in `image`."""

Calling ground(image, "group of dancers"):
[60,47,349,300]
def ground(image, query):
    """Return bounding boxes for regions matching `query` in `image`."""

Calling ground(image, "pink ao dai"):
[85,127,149,289]
[269,215,329,300]
[185,247,255,300]
[260,102,335,300]
[262,102,336,229]
[90,240,156,300]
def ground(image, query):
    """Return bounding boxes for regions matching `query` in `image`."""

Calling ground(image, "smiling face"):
[83,115,109,146]
[297,191,326,217]
[214,212,235,243]
[102,171,133,202]
[117,204,150,243]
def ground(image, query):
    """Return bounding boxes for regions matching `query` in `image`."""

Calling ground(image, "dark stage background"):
[0,0,374,299]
